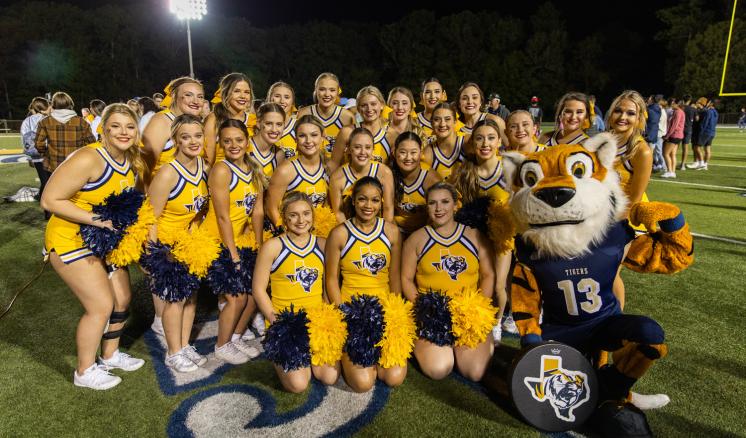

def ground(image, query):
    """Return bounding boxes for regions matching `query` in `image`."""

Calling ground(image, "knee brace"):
[102,309,130,340]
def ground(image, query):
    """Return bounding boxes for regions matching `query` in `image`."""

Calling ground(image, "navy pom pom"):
[414,291,454,346]
[80,189,145,258]
[140,241,200,302]
[206,246,255,296]
[455,196,492,235]
[262,306,311,371]
[339,295,384,367]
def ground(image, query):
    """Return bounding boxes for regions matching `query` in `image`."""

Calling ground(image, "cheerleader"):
[147,114,209,373]
[204,72,255,166]
[249,103,286,179]
[421,103,466,180]
[332,86,393,167]
[416,78,447,138]
[504,110,546,153]
[266,115,329,227]
[391,132,441,237]
[329,127,395,223]
[325,177,405,391]
[41,103,146,389]
[401,182,496,381]
[267,81,298,159]
[142,76,205,176]
[253,192,340,393]
[539,92,591,146]
[202,119,265,364]
[297,72,355,166]
[386,87,424,139]
[456,82,507,145]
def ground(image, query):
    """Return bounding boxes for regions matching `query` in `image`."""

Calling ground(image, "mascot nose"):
[535,187,576,208]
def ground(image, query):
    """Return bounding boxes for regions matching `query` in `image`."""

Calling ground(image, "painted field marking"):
[692,233,746,246]
[649,179,745,191]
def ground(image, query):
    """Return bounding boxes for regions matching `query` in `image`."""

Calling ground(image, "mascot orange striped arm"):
[491,133,693,434]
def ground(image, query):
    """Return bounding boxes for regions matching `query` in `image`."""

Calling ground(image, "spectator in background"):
[645,95,665,172]
[20,97,51,199]
[656,97,668,172]
[89,99,106,140]
[34,92,96,215]
[688,99,718,170]
[680,95,696,170]
[662,98,685,178]
[127,99,141,117]
[137,97,159,133]
[587,95,605,136]
[738,107,746,132]
[487,93,510,120]
[528,96,543,135]
[153,92,164,108]
[81,107,93,124]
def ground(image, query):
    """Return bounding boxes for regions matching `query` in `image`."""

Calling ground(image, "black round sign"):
[509,342,598,432]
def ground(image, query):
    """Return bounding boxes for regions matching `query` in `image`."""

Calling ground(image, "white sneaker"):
[232,338,261,359]
[686,162,701,169]
[151,317,165,337]
[215,342,250,365]
[660,172,673,178]
[679,164,686,171]
[165,351,199,373]
[491,324,502,344]
[99,350,145,372]
[502,315,519,334]
[74,364,122,390]
[183,344,208,366]
[696,163,708,171]
[252,314,266,337]
[630,392,670,410]
[241,328,257,341]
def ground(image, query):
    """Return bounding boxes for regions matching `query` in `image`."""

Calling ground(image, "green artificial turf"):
[0,128,744,437]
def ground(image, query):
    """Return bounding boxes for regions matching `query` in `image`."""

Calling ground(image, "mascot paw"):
[630,392,670,410]
[629,202,683,233]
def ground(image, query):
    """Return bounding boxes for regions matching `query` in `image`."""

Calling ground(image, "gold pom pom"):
[487,200,516,255]
[312,205,337,238]
[449,289,497,349]
[235,231,259,250]
[107,199,156,266]
[377,293,417,368]
[171,227,221,278]
[306,303,347,367]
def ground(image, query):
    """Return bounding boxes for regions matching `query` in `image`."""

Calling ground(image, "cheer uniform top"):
[416,112,433,138]
[44,144,135,264]
[202,160,260,240]
[277,115,297,159]
[287,159,329,207]
[394,168,429,235]
[311,105,346,161]
[156,157,208,242]
[341,162,380,201]
[152,110,176,174]
[459,112,488,136]
[478,158,510,205]
[248,137,279,178]
[428,135,465,180]
[415,223,480,295]
[269,234,325,313]
[214,112,255,163]
[339,218,391,301]
[545,130,589,147]
[615,136,650,232]
[370,125,393,164]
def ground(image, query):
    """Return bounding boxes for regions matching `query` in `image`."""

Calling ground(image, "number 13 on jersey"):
[557,278,602,316]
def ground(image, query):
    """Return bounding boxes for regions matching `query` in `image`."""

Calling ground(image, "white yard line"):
[692,233,746,245]
[649,179,745,191]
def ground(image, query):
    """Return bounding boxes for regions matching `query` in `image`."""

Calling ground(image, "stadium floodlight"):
[170,0,207,78]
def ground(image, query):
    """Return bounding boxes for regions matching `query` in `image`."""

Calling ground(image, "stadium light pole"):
[170,0,207,78]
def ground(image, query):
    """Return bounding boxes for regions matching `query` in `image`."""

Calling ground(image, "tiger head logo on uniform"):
[432,251,467,280]
[352,247,387,275]
[238,192,257,215]
[523,354,590,422]
[287,262,319,293]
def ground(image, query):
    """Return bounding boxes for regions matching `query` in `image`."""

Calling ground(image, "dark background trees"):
[0,0,743,119]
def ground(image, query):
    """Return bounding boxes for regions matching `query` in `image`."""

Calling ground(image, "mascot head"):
[502,133,627,259]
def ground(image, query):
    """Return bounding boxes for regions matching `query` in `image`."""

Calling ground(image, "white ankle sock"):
[231,333,241,342]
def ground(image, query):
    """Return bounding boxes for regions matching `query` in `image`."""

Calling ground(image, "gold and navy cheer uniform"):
[311,105,345,160]
[545,130,589,147]
[478,159,510,205]
[214,112,255,163]
[395,168,429,235]
[45,144,135,263]
[428,135,465,180]
[287,160,329,207]
[157,157,208,241]
[341,162,380,201]
[415,223,480,294]
[202,160,260,240]
[459,112,488,136]
[152,110,176,174]
[277,115,298,159]
[416,112,433,138]
[339,218,391,301]
[370,125,392,164]
[615,136,650,232]
[269,234,325,313]
[248,137,279,178]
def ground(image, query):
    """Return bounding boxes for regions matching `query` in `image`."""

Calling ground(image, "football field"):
[0,129,744,437]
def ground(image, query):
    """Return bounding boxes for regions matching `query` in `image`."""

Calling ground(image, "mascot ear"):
[502,152,526,188]
[583,132,617,170]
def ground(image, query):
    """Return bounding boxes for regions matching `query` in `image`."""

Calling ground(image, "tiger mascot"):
[498,132,693,435]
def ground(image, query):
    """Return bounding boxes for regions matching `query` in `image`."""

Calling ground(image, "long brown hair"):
[450,119,500,205]
[218,118,267,190]
[213,72,253,132]
[100,103,148,180]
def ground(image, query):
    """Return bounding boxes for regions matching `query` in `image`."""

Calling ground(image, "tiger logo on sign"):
[523,354,590,422]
